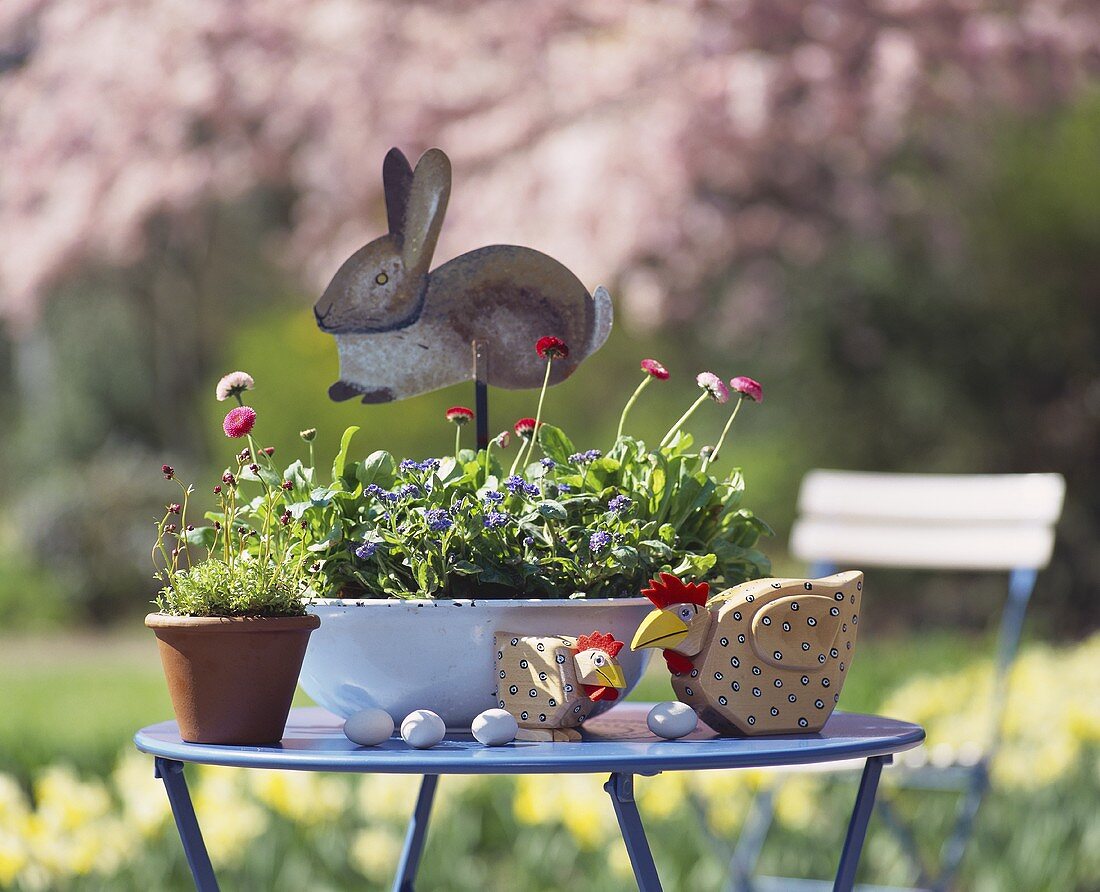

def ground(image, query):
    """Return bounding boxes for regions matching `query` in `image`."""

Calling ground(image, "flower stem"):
[702,397,744,473]
[519,359,554,469]
[616,375,651,440]
[454,425,462,462]
[659,393,708,450]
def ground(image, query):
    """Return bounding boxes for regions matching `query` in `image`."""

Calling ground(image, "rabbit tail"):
[586,285,614,357]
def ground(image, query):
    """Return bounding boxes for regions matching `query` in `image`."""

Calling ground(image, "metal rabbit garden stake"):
[314,147,613,447]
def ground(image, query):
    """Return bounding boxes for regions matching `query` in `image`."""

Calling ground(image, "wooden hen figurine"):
[494,630,626,741]
[631,572,863,735]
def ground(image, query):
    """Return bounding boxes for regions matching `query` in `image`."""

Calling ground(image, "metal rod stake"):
[473,340,489,450]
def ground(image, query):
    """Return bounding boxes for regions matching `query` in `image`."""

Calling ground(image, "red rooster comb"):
[575,631,624,658]
[641,573,709,609]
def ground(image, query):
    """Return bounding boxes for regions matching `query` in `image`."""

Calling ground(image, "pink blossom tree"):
[1,0,1097,332]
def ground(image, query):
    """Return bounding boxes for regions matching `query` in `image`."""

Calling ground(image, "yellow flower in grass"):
[513,775,616,849]
[608,841,636,880]
[0,825,28,888]
[773,775,824,831]
[19,767,139,880]
[193,767,268,866]
[111,751,171,836]
[350,827,404,880]
[680,769,761,836]
[248,769,350,825]
[882,632,1100,791]
[433,773,484,818]
[32,766,111,832]
[357,774,423,823]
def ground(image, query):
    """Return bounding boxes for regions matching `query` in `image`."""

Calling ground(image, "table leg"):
[832,755,890,892]
[605,772,663,892]
[154,758,219,892]
[392,774,439,892]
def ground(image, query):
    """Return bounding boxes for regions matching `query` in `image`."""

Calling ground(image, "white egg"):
[344,708,395,746]
[647,701,698,739]
[471,709,518,746]
[401,709,447,749]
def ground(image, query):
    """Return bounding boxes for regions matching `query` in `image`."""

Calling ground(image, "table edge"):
[133,709,926,775]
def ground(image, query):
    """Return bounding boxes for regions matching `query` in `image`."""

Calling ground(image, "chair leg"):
[605,772,663,892]
[833,755,889,892]
[932,762,989,892]
[154,758,219,892]
[874,787,934,889]
[725,785,776,892]
[392,774,439,892]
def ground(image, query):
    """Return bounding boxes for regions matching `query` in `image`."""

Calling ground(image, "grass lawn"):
[0,627,978,781]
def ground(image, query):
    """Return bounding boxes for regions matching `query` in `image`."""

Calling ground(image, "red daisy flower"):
[730,376,763,403]
[640,358,670,380]
[514,417,540,438]
[446,406,474,425]
[535,336,569,360]
[223,406,257,439]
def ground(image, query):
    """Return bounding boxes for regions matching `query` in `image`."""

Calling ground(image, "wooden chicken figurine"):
[494,630,626,741]
[630,571,863,736]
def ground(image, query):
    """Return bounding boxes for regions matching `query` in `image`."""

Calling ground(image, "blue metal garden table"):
[135,704,923,891]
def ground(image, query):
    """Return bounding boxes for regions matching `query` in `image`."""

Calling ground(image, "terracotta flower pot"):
[145,613,321,745]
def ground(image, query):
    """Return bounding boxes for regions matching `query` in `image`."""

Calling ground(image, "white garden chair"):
[723,470,1065,892]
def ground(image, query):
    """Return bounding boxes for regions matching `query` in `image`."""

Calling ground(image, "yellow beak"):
[631,609,689,650]
[596,662,627,690]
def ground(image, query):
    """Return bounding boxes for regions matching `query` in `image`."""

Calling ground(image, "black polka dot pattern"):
[669,573,861,735]
[495,633,600,732]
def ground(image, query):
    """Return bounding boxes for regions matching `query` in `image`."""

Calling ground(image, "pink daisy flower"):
[514,417,540,438]
[215,371,254,401]
[535,336,569,360]
[696,372,730,404]
[223,406,257,438]
[640,358,670,380]
[730,376,763,403]
[446,406,474,425]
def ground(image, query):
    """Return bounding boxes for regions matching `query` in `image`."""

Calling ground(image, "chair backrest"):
[791,471,1065,572]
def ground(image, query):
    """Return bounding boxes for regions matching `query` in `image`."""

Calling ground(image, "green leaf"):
[672,552,717,577]
[183,526,218,548]
[331,426,361,481]
[535,500,568,521]
[414,562,439,593]
[286,501,313,519]
[307,523,343,553]
[310,486,338,506]
[356,450,395,489]
[640,539,675,560]
[451,561,481,576]
[611,545,640,567]
[537,424,576,465]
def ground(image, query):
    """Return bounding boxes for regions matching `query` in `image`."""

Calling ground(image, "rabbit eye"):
[375,272,388,285]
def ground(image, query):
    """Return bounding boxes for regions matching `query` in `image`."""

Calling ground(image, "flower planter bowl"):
[300,598,654,728]
[146,613,321,745]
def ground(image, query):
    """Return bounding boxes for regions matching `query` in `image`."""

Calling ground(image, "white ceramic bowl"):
[300,598,654,729]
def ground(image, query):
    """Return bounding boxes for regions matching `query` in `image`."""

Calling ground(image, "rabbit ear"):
[402,148,451,273]
[382,148,414,240]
